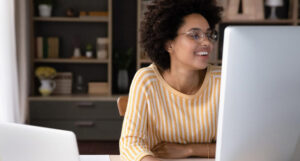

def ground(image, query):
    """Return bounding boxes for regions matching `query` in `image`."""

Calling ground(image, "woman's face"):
[167,13,214,70]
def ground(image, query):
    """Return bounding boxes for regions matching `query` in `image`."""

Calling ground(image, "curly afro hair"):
[140,0,222,70]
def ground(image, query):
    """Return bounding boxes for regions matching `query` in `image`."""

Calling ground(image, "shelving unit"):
[136,0,153,69]
[33,17,109,22]
[30,0,113,98]
[28,95,120,101]
[139,59,152,64]
[28,0,123,141]
[34,58,109,64]
[221,19,294,24]
[137,0,299,68]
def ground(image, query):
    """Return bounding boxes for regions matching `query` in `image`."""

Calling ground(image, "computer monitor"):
[0,123,80,161]
[216,26,300,161]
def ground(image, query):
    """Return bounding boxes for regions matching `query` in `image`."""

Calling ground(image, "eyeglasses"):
[179,29,218,42]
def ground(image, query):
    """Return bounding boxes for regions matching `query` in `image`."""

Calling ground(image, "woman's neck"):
[162,65,207,95]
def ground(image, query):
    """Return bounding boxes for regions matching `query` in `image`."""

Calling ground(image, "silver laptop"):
[0,122,80,161]
[216,26,300,161]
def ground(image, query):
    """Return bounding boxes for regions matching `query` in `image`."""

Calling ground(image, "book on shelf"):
[36,37,43,58]
[36,37,60,59]
[48,37,59,58]
[79,11,109,18]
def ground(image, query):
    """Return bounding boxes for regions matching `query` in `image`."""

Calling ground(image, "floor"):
[78,141,119,154]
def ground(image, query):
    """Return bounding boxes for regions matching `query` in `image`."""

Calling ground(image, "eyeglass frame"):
[178,28,218,43]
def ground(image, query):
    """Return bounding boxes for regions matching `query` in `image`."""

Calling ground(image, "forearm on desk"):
[187,143,216,158]
[141,155,161,161]
[150,142,216,159]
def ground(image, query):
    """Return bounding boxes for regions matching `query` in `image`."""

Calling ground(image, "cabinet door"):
[31,120,123,140]
[29,100,123,140]
[30,101,122,120]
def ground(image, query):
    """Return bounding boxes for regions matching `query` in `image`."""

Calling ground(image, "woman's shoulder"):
[135,64,156,77]
[132,64,157,84]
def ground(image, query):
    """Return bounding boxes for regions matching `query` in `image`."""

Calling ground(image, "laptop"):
[216,26,300,161]
[0,122,80,161]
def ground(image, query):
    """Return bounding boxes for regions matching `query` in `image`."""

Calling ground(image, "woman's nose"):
[198,36,212,46]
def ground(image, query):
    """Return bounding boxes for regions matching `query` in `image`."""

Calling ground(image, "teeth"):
[195,52,208,56]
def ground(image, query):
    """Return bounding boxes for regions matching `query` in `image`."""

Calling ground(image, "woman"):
[120,0,222,161]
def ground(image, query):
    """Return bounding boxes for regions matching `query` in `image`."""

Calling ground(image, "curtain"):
[15,0,31,123]
[0,0,30,123]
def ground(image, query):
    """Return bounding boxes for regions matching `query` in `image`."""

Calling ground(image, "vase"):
[73,47,81,58]
[265,0,283,19]
[38,4,52,17]
[117,69,129,93]
[39,79,56,96]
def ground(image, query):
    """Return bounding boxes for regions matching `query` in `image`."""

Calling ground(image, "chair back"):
[117,96,128,116]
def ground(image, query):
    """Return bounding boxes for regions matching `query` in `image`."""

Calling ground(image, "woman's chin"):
[193,60,209,70]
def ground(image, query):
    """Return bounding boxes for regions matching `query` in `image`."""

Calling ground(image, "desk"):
[80,155,214,161]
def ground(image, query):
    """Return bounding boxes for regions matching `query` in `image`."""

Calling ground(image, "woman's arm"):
[151,142,216,159]
[141,156,161,161]
[188,143,216,158]
[119,70,156,161]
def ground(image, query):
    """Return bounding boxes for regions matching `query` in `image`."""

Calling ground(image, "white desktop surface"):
[80,155,214,161]
[80,155,110,161]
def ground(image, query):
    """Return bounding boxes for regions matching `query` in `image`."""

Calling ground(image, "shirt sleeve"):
[119,70,154,161]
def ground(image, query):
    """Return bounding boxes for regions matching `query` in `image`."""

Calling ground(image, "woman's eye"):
[190,33,200,40]
[206,33,212,39]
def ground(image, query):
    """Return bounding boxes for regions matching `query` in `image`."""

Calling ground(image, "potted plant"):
[85,43,93,58]
[37,0,53,17]
[115,48,134,92]
[35,66,57,96]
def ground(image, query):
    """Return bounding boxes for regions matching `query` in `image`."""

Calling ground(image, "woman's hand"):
[151,142,193,158]
[151,142,216,159]
[141,155,161,161]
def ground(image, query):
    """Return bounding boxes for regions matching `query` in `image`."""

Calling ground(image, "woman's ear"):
[165,40,173,53]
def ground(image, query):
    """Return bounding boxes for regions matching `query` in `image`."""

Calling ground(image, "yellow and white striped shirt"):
[119,64,221,161]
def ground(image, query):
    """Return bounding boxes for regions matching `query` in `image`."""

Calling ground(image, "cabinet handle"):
[75,121,95,127]
[76,102,95,108]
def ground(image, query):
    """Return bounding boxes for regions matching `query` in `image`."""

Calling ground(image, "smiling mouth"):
[195,51,208,56]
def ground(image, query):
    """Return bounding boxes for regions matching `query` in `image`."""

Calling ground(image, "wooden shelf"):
[34,58,109,64]
[209,60,222,65]
[221,19,294,24]
[28,94,123,101]
[34,16,109,22]
[139,58,151,63]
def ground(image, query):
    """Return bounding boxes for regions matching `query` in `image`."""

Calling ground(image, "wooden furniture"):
[137,0,300,68]
[29,97,123,140]
[117,96,128,116]
[80,155,214,161]
[217,0,299,64]
[28,0,120,140]
[30,0,112,98]
[136,0,153,69]
[225,0,264,20]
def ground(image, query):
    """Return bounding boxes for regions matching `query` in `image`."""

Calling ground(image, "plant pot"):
[117,69,129,93]
[39,79,56,96]
[38,4,52,17]
[86,51,93,58]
